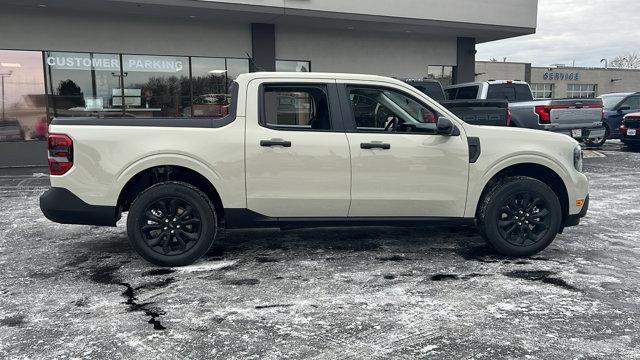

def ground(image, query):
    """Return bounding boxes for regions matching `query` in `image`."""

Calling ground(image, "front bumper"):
[40,187,119,227]
[564,194,589,228]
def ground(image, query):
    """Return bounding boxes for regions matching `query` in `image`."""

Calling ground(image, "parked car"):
[40,72,590,266]
[404,79,509,127]
[0,118,25,142]
[444,80,605,142]
[620,112,640,150]
[597,92,640,145]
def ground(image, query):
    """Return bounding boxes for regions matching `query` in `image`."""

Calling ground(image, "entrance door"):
[340,82,470,218]
[245,80,351,218]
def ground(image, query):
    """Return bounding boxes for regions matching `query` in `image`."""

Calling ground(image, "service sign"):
[46,53,185,73]
[543,72,581,81]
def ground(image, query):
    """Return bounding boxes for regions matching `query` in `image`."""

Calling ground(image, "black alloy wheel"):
[478,176,562,257]
[496,192,551,247]
[127,181,217,267]
[140,198,202,256]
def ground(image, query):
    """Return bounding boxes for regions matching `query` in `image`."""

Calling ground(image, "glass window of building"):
[45,52,122,119]
[427,65,453,86]
[276,60,311,72]
[121,55,190,118]
[190,57,228,117]
[567,84,597,98]
[531,83,554,99]
[0,50,47,142]
[225,58,250,91]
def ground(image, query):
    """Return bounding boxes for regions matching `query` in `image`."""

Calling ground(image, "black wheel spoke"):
[181,218,201,226]
[178,230,199,242]
[145,211,163,224]
[175,232,188,251]
[142,223,162,232]
[177,206,193,220]
[498,220,515,229]
[497,190,551,247]
[147,233,164,247]
[138,196,203,257]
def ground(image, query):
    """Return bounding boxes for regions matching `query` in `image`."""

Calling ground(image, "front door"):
[245,80,351,218]
[340,82,469,218]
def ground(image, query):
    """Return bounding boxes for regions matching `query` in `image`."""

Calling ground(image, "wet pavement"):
[1,142,639,359]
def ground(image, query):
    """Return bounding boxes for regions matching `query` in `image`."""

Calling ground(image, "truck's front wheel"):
[127,181,217,267]
[477,176,562,257]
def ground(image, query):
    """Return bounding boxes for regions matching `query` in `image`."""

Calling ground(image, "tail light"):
[535,104,603,124]
[506,109,512,127]
[48,133,73,175]
[534,105,552,124]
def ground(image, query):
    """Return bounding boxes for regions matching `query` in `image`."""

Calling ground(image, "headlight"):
[573,146,583,172]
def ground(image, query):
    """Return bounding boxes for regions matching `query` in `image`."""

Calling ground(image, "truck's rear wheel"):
[477,176,562,257]
[127,181,217,267]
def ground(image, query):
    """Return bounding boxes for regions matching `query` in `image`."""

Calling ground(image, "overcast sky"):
[477,0,640,67]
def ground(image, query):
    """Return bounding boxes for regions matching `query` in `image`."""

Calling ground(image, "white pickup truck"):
[40,72,590,266]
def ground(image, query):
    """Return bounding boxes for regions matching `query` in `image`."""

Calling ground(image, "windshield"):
[599,95,626,110]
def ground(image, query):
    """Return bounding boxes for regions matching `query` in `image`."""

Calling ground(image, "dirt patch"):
[503,270,578,292]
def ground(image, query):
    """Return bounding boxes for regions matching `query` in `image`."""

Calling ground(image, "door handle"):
[260,139,292,147]
[360,142,391,150]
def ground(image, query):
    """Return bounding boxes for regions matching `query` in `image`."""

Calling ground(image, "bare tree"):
[609,52,640,69]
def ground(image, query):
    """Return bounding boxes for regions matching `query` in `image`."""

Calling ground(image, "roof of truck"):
[236,72,409,85]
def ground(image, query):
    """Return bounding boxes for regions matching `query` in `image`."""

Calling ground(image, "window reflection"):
[46,52,121,118]
[190,57,228,117]
[121,55,190,117]
[276,60,310,72]
[0,50,46,142]
[41,52,250,120]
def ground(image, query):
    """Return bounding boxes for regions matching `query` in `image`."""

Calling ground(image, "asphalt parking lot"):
[1,141,639,359]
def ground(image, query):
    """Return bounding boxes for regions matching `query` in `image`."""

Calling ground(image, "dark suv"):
[599,92,640,140]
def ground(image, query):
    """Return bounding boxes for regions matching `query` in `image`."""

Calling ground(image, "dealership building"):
[0,0,537,167]
[476,61,640,99]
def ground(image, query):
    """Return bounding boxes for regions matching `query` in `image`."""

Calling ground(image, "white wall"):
[193,0,538,29]
[476,62,528,82]
[276,25,457,78]
[0,7,251,58]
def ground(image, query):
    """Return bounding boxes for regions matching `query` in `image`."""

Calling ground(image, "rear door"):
[338,81,469,218]
[244,79,351,217]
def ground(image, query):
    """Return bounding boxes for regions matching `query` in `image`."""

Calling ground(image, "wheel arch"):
[472,162,570,226]
[116,165,225,224]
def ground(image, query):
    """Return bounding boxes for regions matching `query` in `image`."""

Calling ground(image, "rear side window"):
[412,82,445,101]
[262,85,331,130]
[487,84,533,102]
[456,86,479,100]
[445,86,478,100]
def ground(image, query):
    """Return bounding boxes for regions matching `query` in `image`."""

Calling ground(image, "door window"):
[620,96,640,110]
[262,85,331,130]
[347,86,438,133]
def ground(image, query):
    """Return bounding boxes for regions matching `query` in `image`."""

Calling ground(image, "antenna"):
[246,52,265,72]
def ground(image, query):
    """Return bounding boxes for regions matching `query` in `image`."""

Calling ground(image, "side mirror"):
[618,105,631,113]
[436,117,459,136]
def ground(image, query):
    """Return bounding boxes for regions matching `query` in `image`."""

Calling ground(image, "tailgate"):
[547,99,603,129]
[440,100,509,126]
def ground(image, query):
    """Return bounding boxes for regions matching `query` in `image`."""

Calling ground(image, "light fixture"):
[347,26,355,30]
[189,15,196,19]
[208,70,227,74]
[0,63,21,68]
[38,4,47,7]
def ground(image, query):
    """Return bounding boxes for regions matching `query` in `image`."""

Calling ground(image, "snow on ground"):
[0,143,639,359]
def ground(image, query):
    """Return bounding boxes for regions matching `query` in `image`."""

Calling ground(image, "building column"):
[250,23,276,72]
[454,37,476,84]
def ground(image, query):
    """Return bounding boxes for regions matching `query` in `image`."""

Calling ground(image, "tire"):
[477,176,562,257]
[584,124,609,148]
[127,181,218,267]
